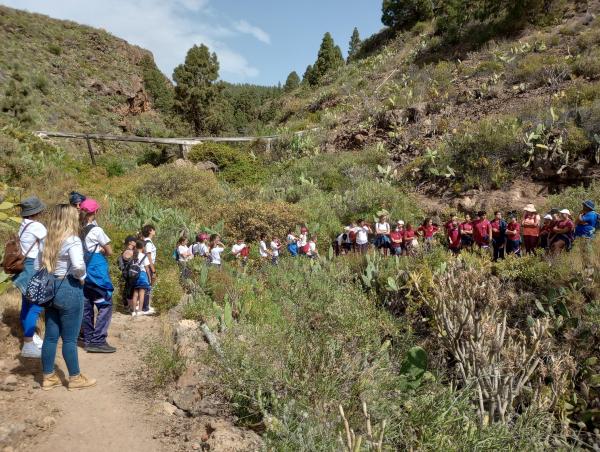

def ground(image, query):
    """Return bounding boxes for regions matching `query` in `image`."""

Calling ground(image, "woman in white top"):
[39,204,96,391]
[259,234,271,260]
[13,197,47,359]
[375,214,391,255]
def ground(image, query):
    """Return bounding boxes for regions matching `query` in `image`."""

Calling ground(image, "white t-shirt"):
[307,241,317,256]
[136,252,149,273]
[231,243,246,256]
[210,246,224,265]
[356,226,369,245]
[376,222,390,234]
[19,219,47,259]
[270,241,280,257]
[286,234,297,245]
[144,237,157,265]
[259,240,269,258]
[36,236,86,279]
[83,224,111,253]
[192,242,209,257]
[177,245,192,262]
[297,233,307,247]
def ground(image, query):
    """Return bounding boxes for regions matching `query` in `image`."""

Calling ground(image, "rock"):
[195,161,219,172]
[0,360,6,370]
[204,419,263,452]
[172,386,201,414]
[0,385,15,392]
[3,375,17,386]
[191,443,200,450]
[0,422,26,443]
[38,416,56,429]
[161,401,178,416]
[175,319,209,361]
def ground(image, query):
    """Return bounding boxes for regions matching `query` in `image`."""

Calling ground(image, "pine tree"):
[302,64,316,85]
[173,44,223,135]
[381,0,433,30]
[311,32,345,85]
[347,27,361,62]
[283,71,300,92]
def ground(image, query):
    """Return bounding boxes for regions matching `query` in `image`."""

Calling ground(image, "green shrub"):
[47,43,62,55]
[188,142,266,185]
[143,342,185,387]
[562,123,591,158]
[507,53,570,88]
[149,265,184,312]
[103,159,126,177]
[572,48,600,79]
[579,98,600,137]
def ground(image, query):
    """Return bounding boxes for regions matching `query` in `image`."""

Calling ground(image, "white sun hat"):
[523,204,537,213]
[559,208,571,215]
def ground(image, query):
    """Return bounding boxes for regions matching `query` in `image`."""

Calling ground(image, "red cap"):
[80,198,100,214]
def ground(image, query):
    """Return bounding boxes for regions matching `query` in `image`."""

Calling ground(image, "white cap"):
[543,214,552,220]
[344,226,350,231]
[559,209,571,215]
[397,220,405,225]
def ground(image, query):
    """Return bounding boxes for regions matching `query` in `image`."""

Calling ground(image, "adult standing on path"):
[13,197,47,358]
[40,204,96,391]
[141,224,157,315]
[522,204,541,254]
[575,200,598,239]
[80,199,116,353]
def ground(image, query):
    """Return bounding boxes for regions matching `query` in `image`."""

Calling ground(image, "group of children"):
[333,201,598,260]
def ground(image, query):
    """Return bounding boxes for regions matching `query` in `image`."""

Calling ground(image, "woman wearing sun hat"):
[550,208,574,253]
[521,204,541,254]
[12,197,47,358]
[575,200,598,239]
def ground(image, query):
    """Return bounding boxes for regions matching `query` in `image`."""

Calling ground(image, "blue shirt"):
[575,211,598,238]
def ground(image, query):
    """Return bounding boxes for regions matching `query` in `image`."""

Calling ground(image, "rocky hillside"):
[268,0,600,211]
[0,5,175,136]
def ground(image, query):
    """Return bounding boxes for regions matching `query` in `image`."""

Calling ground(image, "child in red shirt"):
[506,215,521,256]
[472,211,492,248]
[403,223,417,255]
[460,214,474,250]
[446,215,461,254]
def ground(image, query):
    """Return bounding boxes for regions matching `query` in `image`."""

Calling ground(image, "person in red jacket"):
[445,215,461,255]
[403,223,417,256]
[506,214,521,256]
[417,218,439,251]
[389,221,404,256]
[472,211,492,249]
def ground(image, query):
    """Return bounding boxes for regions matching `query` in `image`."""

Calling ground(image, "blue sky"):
[1,0,383,85]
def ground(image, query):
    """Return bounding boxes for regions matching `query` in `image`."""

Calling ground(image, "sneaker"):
[68,374,97,391]
[85,344,117,353]
[140,307,156,316]
[42,373,62,391]
[131,310,138,317]
[21,341,42,359]
[33,334,44,349]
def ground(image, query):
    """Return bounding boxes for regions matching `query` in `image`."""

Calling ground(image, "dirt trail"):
[0,292,168,452]
[35,313,164,452]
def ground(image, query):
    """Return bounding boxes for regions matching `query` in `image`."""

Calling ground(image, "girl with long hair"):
[40,204,96,391]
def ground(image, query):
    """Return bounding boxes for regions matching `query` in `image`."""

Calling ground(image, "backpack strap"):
[20,221,39,257]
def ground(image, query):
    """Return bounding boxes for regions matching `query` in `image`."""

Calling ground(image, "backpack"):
[348,229,357,243]
[240,245,249,258]
[2,222,37,275]
[173,249,180,262]
[127,255,146,284]
[25,266,69,308]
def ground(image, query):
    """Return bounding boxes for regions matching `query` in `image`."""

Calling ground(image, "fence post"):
[85,136,97,165]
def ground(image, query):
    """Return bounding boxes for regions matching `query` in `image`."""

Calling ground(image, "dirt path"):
[0,292,168,452]
[34,313,164,452]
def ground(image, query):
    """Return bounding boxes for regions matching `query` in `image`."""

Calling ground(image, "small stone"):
[41,416,56,428]
[191,443,200,450]
[4,446,15,452]
[161,402,178,416]
[0,384,15,392]
[3,375,17,386]
[0,360,6,370]
[174,409,186,417]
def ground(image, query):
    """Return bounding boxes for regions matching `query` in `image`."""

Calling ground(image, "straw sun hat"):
[523,204,537,213]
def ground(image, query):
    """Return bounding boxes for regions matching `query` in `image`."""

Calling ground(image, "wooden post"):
[266,138,272,154]
[85,136,96,165]
[178,143,185,159]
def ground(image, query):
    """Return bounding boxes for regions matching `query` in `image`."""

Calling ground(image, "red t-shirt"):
[389,230,403,248]
[557,219,574,233]
[447,224,461,248]
[418,225,438,238]
[404,229,416,241]
[506,222,521,241]
[472,219,491,245]
[490,219,504,239]
[460,221,473,235]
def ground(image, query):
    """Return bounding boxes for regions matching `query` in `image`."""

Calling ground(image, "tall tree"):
[302,64,316,85]
[347,27,361,62]
[381,0,433,30]
[283,71,300,92]
[311,32,345,85]
[173,44,222,135]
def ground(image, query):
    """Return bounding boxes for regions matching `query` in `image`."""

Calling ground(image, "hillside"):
[267,0,600,211]
[1,1,600,451]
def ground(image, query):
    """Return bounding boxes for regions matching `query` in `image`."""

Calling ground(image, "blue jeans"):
[41,276,84,376]
[13,258,43,338]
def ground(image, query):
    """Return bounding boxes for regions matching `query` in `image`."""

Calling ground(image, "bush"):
[47,43,62,55]
[143,342,185,387]
[572,48,600,79]
[150,265,184,312]
[507,53,570,88]
[579,98,600,137]
[188,142,266,185]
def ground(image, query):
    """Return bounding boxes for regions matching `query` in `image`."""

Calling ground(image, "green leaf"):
[0,201,14,210]
[387,277,398,291]
[589,374,600,387]
[535,300,547,315]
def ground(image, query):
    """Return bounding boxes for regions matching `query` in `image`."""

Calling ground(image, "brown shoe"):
[42,373,62,391]
[68,373,97,391]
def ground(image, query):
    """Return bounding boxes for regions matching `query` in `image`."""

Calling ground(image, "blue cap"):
[69,191,86,206]
[583,200,595,210]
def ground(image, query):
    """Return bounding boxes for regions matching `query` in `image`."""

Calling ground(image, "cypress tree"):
[302,64,316,85]
[347,27,361,62]
[283,71,300,92]
[311,32,345,85]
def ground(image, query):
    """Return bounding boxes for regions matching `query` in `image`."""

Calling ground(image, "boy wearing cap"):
[12,197,47,358]
[575,200,598,239]
[80,198,116,353]
[539,214,553,250]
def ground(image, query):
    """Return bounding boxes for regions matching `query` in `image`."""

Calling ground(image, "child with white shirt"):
[259,234,271,260]
[131,240,151,317]
[270,238,281,265]
[209,234,225,267]
[231,238,249,267]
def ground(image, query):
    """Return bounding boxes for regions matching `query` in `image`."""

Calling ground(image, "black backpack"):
[126,255,146,284]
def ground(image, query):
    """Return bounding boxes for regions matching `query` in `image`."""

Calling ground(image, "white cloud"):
[1,0,260,81]
[233,20,271,44]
